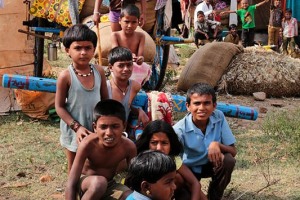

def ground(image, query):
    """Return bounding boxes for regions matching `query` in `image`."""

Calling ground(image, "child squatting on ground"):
[221,0,269,47]
[111,4,151,86]
[194,11,222,48]
[136,120,207,200]
[124,150,177,200]
[65,99,137,200]
[224,24,240,45]
[55,24,108,174]
[173,83,237,200]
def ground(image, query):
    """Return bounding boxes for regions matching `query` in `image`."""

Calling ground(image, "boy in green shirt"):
[221,0,269,47]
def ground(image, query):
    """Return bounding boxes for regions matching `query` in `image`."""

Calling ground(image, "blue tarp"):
[286,0,300,21]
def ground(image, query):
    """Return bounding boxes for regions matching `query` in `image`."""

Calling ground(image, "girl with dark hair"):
[135,120,207,200]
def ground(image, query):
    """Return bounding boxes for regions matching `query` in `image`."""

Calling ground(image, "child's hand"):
[138,108,150,128]
[136,56,144,65]
[76,127,92,144]
[93,12,102,25]
[205,33,209,40]
[208,141,223,167]
[139,13,145,27]
[132,53,137,62]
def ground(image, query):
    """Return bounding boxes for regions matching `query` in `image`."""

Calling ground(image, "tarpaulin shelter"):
[0,1,35,114]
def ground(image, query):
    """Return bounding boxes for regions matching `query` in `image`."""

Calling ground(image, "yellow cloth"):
[29,0,85,27]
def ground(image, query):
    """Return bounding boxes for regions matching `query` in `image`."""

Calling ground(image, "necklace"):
[72,64,93,77]
[112,78,128,96]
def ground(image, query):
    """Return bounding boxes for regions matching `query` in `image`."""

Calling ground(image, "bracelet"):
[70,120,81,132]
[93,12,100,15]
[73,122,81,132]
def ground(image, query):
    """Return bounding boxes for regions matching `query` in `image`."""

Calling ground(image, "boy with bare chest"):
[65,99,137,200]
[111,4,151,86]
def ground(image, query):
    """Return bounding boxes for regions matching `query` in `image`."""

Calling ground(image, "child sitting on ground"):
[125,150,177,200]
[65,99,137,200]
[136,120,207,200]
[224,24,240,44]
[194,11,222,48]
[111,4,151,86]
[281,8,298,55]
[107,46,149,128]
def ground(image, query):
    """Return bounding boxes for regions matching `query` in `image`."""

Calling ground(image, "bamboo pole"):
[96,24,102,66]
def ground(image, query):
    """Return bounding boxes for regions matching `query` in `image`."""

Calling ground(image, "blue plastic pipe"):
[2,74,258,120]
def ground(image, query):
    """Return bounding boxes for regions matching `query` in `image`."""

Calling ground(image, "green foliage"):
[262,109,300,158]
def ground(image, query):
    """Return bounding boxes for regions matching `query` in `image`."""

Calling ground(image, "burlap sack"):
[80,0,109,20]
[135,0,157,34]
[15,90,55,120]
[177,42,244,92]
[81,19,156,66]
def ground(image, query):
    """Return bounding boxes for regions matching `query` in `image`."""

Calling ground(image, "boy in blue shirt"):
[173,83,237,200]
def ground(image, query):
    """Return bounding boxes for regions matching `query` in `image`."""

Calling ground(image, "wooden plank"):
[2,74,258,120]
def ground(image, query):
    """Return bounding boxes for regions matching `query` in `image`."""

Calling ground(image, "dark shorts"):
[78,175,130,199]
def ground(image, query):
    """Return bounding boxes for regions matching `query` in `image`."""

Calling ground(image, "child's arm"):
[125,139,137,168]
[131,82,150,127]
[139,0,147,27]
[65,141,89,200]
[96,65,109,100]
[93,0,103,25]
[220,10,236,15]
[136,33,145,65]
[111,32,119,49]
[255,0,269,8]
[208,142,237,167]
[177,164,207,200]
[55,71,92,143]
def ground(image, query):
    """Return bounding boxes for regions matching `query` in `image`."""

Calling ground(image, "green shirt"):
[236,5,256,29]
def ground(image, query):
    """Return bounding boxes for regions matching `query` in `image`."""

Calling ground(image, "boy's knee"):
[88,176,108,193]
[223,153,236,171]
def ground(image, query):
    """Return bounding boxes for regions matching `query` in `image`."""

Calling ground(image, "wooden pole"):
[96,24,102,66]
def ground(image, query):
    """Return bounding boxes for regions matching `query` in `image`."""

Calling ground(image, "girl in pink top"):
[282,8,298,55]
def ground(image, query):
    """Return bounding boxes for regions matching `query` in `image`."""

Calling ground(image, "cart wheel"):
[143,8,170,91]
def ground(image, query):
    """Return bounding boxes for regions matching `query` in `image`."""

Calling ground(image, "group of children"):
[55,5,237,198]
[194,0,298,55]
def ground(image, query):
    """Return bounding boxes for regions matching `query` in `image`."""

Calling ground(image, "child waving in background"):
[55,24,108,174]
[221,0,269,47]
[111,4,151,86]
[136,120,207,200]
[125,150,177,200]
[65,99,137,200]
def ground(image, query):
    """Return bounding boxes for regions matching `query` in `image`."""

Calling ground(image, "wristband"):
[70,120,81,132]
[93,12,100,15]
